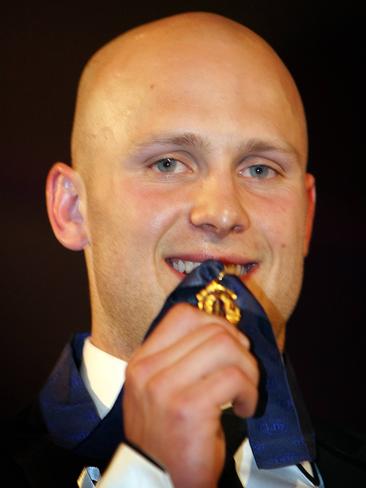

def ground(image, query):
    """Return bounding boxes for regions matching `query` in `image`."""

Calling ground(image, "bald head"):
[49,12,315,356]
[71,12,307,177]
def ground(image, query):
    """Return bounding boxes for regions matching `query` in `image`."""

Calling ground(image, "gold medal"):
[196,267,241,325]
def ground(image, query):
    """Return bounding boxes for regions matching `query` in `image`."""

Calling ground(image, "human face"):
[79,31,315,356]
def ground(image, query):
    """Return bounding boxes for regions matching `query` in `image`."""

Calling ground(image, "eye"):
[151,157,187,174]
[241,164,277,179]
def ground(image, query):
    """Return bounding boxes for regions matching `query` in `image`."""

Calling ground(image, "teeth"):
[171,259,202,274]
[222,263,248,276]
[185,261,194,273]
[170,259,253,276]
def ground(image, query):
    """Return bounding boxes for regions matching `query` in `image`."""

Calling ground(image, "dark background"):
[1,1,364,433]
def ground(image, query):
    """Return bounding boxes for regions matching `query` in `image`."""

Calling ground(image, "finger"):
[145,331,259,398]
[126,321,251,394]
[173,365,259,420]
[133,303,250,359]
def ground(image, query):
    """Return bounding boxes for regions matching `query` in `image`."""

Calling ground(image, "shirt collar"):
[80,337,127,418]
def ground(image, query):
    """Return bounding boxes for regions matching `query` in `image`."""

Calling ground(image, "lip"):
[165,254,259,280]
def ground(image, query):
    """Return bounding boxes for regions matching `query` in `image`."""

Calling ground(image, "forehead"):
[74,25,307,166]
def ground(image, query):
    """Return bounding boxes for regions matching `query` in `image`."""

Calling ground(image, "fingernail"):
[238,332,250,349]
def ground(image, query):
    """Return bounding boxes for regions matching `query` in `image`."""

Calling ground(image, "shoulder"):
[2,403,82,487]
[314,418,366,486]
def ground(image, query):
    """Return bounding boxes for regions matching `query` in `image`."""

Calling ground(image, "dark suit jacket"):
[3,334,366,487]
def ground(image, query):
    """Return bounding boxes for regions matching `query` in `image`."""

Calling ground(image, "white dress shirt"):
[78,337,323,487]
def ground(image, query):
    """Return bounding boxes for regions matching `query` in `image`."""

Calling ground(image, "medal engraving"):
[196,271,241,325]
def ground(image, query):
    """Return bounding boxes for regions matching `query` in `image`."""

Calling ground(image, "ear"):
[46,162,89,251]
[303,172,316,256]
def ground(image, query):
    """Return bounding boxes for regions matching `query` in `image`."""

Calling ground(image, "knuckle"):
[211,330,235,349]
[169,396,194,424]
[233,382,259,418]
[206,322,227,335]
[125,359,149,388]
[145,372,168,399]
[144,369,180,407]
[244,352,260,386]
[226,365,244,383]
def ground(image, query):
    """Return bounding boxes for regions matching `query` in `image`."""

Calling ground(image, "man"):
[6,11,364,487]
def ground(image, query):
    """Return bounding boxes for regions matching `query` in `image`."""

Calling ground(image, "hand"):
[123,303,259,488]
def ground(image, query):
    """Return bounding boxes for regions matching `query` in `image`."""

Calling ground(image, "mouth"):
[166,257,258,278]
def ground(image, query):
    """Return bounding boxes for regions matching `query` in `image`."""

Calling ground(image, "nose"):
[189,176,250,238]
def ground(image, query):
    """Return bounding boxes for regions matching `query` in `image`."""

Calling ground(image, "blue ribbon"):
[40,259,315,471]
[144,259,315,469]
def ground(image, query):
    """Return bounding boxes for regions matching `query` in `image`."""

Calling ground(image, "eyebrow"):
[239,137,300,159]
[131,132,210,153]
[129,131,299,160]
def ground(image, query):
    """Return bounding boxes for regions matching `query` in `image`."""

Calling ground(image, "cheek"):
[252,189,307,251]
[116,181,183,240]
